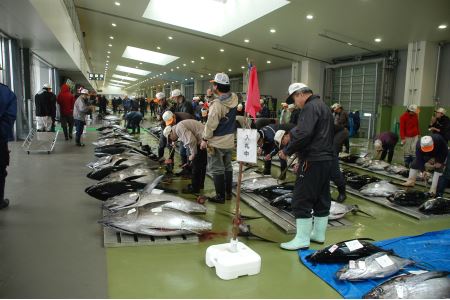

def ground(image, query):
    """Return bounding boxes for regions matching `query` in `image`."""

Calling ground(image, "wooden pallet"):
[236,190,352,234]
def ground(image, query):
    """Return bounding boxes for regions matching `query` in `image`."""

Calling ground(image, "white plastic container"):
[205,240,261,280]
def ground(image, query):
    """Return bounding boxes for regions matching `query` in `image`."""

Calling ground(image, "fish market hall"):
[1,0,450,299]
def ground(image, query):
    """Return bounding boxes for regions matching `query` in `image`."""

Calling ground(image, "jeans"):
[75,119,86,144]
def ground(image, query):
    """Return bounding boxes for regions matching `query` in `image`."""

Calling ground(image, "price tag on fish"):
[375,254,394,268]
[358,261,366,269]
[236,128,257,163]
[328,244,339,253]
[349,260,356,269]
[344,240,364,252]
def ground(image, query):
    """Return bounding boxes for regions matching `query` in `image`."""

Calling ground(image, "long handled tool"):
[277,154,298,184]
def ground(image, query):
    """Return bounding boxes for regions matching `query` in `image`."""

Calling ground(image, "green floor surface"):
[105,120,449,299]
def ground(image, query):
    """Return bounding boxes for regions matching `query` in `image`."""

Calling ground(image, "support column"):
[300,59,324,96]
[194,79,203,95]
[291,61,300,83]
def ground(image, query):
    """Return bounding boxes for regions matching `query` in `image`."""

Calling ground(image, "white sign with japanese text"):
[236,128,257,163]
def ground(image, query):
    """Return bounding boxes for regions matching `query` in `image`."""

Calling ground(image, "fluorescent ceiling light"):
[266,60,271,64]
[112,74,138,81]
[200,56,205,60]
[112,23,117,27]
[220,49,224,52]
[244,39,250,43]
[109,84,125,88]
[306,14,314,20]
[270,28,276,33]
[110,79,127,84]
[438,24,447,29]
[115,2,121,6]
[374,38,382,43]
[122,46,179,65]
[142,0,290,37]
[116,65,151,75]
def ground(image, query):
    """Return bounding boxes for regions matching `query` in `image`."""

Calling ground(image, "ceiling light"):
[108,44,112,47]
[185,78,187,81]
[115,2,120,6]
[244,39,250,43]
[270,28,276,33]
[306,14,314,20]
[139,62,142,65]
[266,60,271,64]
[122,46,179,65]
[107,56,110,58]
[170,69,174,71]
[106,60,109,63]
[168,36,173,40]
[200,75,203,78]
[241,66,245,69]
[176,66,180,69]
[208,73,211,76]
[183,63,187,66]
[112,23,117,27]
[220,49,225,52]
[107,51,111,54]
[438,24,447,29]
[157,46,161,50]
[116,65,151,76]
[200,56,205,60]
[112,74,138,81]
[347,42,353,46]
[374,38,382,43]
[228,68,232,72]
[191,60,195,63]
[106,63,109,66]
[190,77,193,80]
[110,79,127,84]
[142,0,289,37]
[109,36,114,40]
[135,66,139,68]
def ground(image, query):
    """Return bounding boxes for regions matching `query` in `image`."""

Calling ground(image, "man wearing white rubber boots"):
[402,134,448,196]
[278,83,334,250]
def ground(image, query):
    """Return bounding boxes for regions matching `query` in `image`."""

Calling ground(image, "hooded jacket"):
[202,92,238,149]
[35,88,56,117]
[284,95,334,161]
[73,95,90,121]
[173,119,205,156]
[0,83,17,143]
[430,114,450,141]
[399,111,419,140]
[56,84,75,117]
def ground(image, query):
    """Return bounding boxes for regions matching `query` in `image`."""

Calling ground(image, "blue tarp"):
[298,229,450,299]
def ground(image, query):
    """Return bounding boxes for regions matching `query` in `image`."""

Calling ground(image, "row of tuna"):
[85,125,212,236]
[306,239,450,298]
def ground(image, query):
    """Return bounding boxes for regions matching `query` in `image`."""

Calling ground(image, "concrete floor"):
[0,118,449,298]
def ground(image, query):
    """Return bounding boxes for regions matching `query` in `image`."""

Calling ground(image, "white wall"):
[257,67,291,103]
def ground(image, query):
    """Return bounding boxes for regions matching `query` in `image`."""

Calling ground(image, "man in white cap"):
[278,83,334,250]
[200,73,238,203]
[279,103,290,125]
[400,104,420,167]
[34,83,56,132]
[257,122,295,179]
[373,132,399,163]
[258,98,270,118]
[236,103,244,116]
[429,107,450,142]
[402,134,448,195]
[163,119,207,194]
[171,89,194,115]
[73,89,92,146]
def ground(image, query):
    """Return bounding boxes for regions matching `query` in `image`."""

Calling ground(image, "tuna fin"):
[139,201,172,210]
[141,175,164,197]
[354,205,376,219]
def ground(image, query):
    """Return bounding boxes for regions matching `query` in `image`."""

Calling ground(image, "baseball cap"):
[156,92,165,100]
[163,126,173,139]
[436,107,446,114]
[281,102,288,107]
[407,104,418,113]
[193,96,200,101]
[43,83,51,89]
[288,83,309,96]
[374,139,383,151]
[80,89,89,95]
[420,136,434,152]
[210,73,230,85]
[288,104,295,109]
[171,89,182,98]
[237,103,243,110]
[274,130,286,147]
[162,111,175,126]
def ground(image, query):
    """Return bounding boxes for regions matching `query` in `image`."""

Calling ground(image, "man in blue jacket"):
[0,83,17,209]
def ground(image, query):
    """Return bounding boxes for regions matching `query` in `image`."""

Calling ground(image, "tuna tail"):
[238,224,277,243]
[216,210,262,220]
[141,175,164,197]
[353,205,376,219]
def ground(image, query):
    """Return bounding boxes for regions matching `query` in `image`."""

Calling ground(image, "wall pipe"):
[433,42,443,106]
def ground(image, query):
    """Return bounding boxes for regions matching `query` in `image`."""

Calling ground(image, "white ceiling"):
[74,0,450,92]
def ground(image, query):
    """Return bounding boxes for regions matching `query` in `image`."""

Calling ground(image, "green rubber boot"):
[310,216,328,244]
[280,218,312,250]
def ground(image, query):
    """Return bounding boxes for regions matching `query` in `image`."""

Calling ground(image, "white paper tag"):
[375,254,394,268]
[396,285,406,299]
[358,261,366,269]
[349,260,356,269]
[151,188,164,195]
[151,207,163,213]
[345,240,364,252]
[408,270,428,275]
[127,208,136,214]
[328,244,339,253]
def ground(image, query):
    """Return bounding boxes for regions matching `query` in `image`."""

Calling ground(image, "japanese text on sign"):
[236,128,257,163]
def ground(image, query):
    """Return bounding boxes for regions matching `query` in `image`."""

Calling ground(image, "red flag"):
[245,66,261,120]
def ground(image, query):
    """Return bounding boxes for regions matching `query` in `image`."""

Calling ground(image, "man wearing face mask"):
[200,73,238,204]
[73,89,92,147]
[278,83,334,250]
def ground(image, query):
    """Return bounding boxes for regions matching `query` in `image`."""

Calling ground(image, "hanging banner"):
[236,128,257,163]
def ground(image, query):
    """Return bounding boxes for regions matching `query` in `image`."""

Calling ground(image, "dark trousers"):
[343,138,350,153]
[191,147,207,191]
[330,156,345,187]
[127,120,140,133]
[112,105,117,113]
[158,134,175,159]
[60,115,74,139]
[380,144,395,163]
[437,176,448,197]
[0,142,9,201]
[75,119,85,144]
[291,160,332,218]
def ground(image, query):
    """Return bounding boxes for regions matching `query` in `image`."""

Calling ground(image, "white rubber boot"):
[429,172,443,196]
[402,169,418,187]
